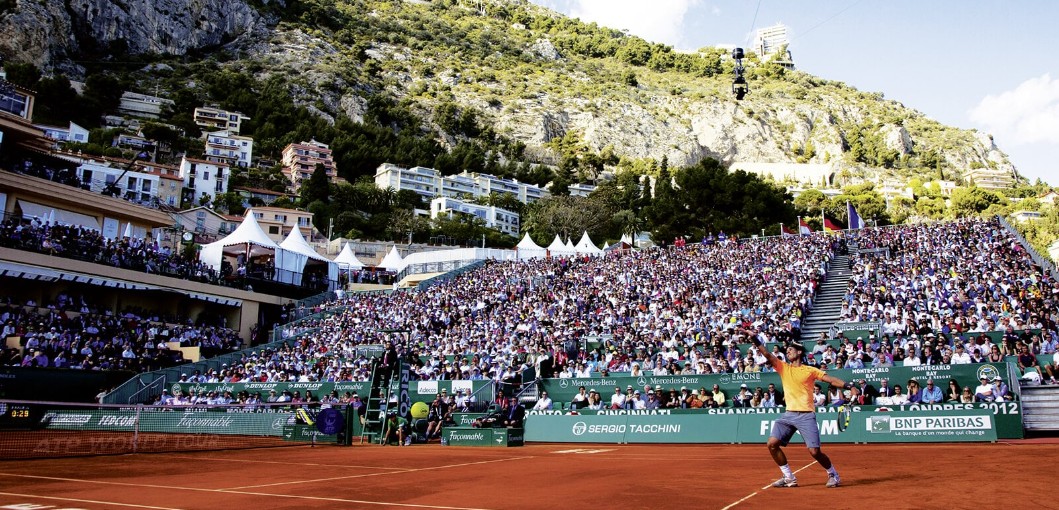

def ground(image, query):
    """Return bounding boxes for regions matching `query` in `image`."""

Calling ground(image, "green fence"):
[524,408,999,443]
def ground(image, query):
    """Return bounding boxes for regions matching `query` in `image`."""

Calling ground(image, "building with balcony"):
[203,129,253,168]
[965,166,1015,190]
[74,160,161,207]
[117,91,173,119]
[193,106,250,134]
[429,196,520,237]
[179,156,230,207]
[374,163,549,205]
[280,140,337,189]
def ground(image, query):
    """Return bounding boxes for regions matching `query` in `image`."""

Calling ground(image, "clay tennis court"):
[0,440,1054,509]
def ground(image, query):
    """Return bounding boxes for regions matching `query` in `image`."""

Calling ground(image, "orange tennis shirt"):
[775,362,825,412]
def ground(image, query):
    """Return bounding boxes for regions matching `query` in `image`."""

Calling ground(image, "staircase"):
[1020,385,1059,431]
[799,254,851,343]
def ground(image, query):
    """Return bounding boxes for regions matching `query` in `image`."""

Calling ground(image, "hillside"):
[0,0,1019,188]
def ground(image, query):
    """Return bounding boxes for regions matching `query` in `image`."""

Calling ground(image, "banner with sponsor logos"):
[442,427,524,447]
[527,400,1023,439]
[42,409,296,436]
[541,363,1013,407]
[524,408,997,444]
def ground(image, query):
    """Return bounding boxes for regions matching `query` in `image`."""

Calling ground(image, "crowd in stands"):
[0,216,229,286]
[242,233,834,385]
[0,293,242,372]
[7,157,87,190]
[6,216,1056,408]
[221,218,1058,403]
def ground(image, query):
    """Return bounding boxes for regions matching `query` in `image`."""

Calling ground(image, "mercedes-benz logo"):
[636,376,647,387]
[572,421,587,436]
[559,379,569,388]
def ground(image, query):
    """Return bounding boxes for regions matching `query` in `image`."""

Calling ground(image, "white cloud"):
[968,74,1059,145]
[564,0,700,48]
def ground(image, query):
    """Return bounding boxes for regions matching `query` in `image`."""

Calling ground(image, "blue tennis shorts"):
[770,411,821,448]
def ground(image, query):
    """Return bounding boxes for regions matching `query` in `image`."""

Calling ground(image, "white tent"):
[547,234,576,258]
[199,210,301,284]
[564,238,576,252]
[515,233,546,260]
[333,242,365,270]
[573,231,603,256]
[280,226,339,289]
[377,245,405,272]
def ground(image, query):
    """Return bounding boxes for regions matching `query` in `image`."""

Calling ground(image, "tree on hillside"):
[300,163,332,205]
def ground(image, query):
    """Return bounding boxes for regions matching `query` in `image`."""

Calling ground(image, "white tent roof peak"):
[516,233,543,250]
[280,226,330,263]
[377,245,405,272]
[334,242,364,269]
[223,209,280,250]
[574,231,603,255]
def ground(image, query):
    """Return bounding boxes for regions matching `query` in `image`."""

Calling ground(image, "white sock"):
[826,466,838,477]
[780,464,794,478]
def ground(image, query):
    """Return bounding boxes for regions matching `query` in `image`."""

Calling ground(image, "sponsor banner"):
[442,427,524,447]
[526,409,998,444]
[542,363,1014,409]
[282,424,338,442]
[443,427,493,446]
[43,409,296,436]
[452,413,486,426]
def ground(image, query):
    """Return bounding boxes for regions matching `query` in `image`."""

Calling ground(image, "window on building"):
[204,171,210,180]
[268,226,279,235]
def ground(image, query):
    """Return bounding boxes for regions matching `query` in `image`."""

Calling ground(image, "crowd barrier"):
[168,379,494,404]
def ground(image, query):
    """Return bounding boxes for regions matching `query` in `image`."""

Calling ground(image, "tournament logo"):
[719,375,731,384]
[171,383,181,393]
[572,421,587,436]
[976,364,1001,382]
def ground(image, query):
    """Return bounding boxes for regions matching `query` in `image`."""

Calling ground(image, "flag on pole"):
[823,214,844,233]
[846,201,864,229]
[798,217,812,235]
[781,224,797,236]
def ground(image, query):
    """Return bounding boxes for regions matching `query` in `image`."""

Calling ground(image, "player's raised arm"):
[751,337,779,367]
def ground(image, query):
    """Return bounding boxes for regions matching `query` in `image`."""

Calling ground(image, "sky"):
[530,0,1059,186]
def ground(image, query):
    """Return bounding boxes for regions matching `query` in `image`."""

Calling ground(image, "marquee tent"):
[515,233,546,260]
[547,234,576,258]
[377,245,406,272]
[198,210,301,284]
[333,242,365,270]
[573,231,603,256]
[279,226,339,289]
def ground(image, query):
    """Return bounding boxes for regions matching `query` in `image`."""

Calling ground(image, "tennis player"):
[752,338,848,488]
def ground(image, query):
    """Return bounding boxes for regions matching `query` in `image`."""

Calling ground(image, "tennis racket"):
[836,405,852,432]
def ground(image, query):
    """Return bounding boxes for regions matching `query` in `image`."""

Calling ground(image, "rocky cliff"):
[0,0,1018,186]
[0,0,268,72]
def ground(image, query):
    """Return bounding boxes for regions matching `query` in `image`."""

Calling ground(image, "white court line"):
[0,491,183,510]
[720,461,819,510]
[162,454,412,471]
[199,490,500,510]
[225,455,535,490]
[0,473,504,510]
